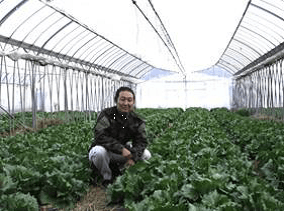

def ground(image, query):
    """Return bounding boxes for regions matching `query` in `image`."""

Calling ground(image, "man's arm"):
[131,121,148,161]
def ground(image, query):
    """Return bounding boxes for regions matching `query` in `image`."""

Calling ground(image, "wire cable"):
[147,0,185,72]
[132,0,186,75]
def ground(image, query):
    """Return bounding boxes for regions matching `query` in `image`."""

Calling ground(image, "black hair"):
[114,86,135,103]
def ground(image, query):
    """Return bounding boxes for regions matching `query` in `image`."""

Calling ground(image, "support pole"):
[31,63,37,129]
[183,74,188,110]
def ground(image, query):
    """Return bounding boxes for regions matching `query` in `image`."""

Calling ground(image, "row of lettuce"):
[0,120,95,210]
[0,111,97,135]
[1,107,282,134]
[234,107,284,120]
[109,107,284,210]
[1,107,284,210]
[0,108,182,211]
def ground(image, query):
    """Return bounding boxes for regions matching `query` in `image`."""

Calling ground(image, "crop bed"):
[0,119,94,210]
[1,108,284,210]
[109,108,284,210]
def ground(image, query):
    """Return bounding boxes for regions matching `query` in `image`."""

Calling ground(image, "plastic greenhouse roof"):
[1,0,284,81]
[0,0,155,82]
[216,0,284,77]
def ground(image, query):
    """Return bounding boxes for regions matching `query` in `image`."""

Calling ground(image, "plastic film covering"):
[0,0,155,81]
[216,0,284,77]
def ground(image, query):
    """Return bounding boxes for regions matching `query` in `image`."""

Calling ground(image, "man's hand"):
[122,148,135,167]
[122,147,132,159]
[126,159,135,167]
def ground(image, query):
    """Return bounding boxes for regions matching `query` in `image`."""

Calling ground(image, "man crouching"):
[88,86,151,187]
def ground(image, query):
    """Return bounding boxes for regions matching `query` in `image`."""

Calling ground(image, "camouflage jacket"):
[89,106,148,161]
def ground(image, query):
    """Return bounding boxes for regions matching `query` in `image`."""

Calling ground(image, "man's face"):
[117,91,135,112]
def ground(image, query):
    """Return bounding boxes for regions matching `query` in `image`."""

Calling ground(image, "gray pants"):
[89,145,151,180]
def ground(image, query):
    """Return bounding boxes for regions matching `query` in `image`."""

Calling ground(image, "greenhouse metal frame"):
[1,0,284,129]
[216,0,284,115]
[0,0,156,128]
[2,1,284,210]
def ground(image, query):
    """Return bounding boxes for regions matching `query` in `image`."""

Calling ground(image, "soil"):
[45,185,125,211]
[39,185,121,211]
[68,185,114,211]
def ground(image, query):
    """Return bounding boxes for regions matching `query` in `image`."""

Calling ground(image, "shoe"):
[102,179,112,188]
[109,162,123,178]
[90,163,103,187]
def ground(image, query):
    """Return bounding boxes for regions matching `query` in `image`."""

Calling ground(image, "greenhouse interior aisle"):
[1,0,284,210]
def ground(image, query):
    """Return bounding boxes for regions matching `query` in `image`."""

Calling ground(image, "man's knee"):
[89,145,108,161]
[89,145,112,181]
[141,149,151,160]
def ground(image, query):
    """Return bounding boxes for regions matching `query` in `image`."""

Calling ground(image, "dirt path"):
[69,185,125,211]
[70,186,108,211]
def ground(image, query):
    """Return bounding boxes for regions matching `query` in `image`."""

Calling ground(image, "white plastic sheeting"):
[2,0,284,112]
[51,0,249,75]
[217,0,284,76]
[137,72,232,109]
[0,0,156,80]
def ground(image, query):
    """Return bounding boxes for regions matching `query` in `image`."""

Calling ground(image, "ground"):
[39,184,124,211]
[69,185,115,211]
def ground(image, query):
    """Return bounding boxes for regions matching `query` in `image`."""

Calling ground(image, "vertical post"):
[39,68,44,111]
[56,67,61,111]
[64,68,68,112]
[80,72,84,112]
[49,66,54,113]
[40,66,46,111]
[101,77,105,111]
[23,60,28,120]
[183,74,187,110]
[12,61,16,115]
[85,71,89,120]
[4,57,10,114]
[63,68,68,121]
[17,61,23,112]
[281,61,284,120]
[70,69,74,112]
[0,56,2,106]
[31,62,37,129]
[256,72,260,115]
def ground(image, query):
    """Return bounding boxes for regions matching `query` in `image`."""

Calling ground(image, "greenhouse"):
[1,0,284,210]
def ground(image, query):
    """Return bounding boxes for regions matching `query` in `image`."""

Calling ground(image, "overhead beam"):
[234,41,284,77]
[0,34,135,79]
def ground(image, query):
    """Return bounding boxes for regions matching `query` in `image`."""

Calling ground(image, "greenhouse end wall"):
[136,73,232,110]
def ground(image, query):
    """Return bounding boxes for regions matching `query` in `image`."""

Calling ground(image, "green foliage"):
[0,192,38,211]
[0,111,97,134]
[108,107,284,210]
[211,109,284,192]
[249,107,284,120]
[235,108,250,117]
[136,108,183,142]
[0,120,94,210]
[2,107,284,210]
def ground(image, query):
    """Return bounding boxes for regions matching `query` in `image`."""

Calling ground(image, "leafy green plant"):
[0,120,94,210]
[2,108,284,210]
[108,107,284,210]
[235,108,250,117]
[0,192,38,211]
